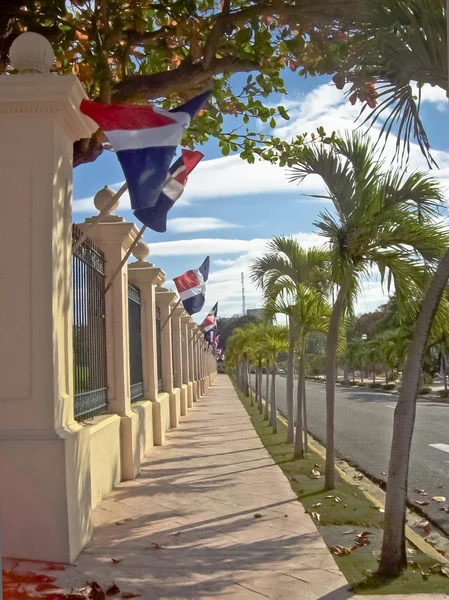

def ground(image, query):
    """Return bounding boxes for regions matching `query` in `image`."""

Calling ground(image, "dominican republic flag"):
[79,90,210,212]
[134,149,203,232]
[203,303,218,342]
[173,256,210,315]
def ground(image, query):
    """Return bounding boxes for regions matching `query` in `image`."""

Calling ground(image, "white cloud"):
[214,258,236,266]
[149,232,323,257]
[167,217,241,233]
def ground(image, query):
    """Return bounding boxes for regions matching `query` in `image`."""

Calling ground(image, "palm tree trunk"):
[271,363,277,433]
[379,247,449,577]
[249,365,253,406]
[286,316,296,443]
[294,336,305,459]
[303,369,309,453]
[373,365,376,384]
[255,363,259,406]
[264,367,270,421]
[443,351,447,392]
[258,360,263,413]
[325,281,348,490]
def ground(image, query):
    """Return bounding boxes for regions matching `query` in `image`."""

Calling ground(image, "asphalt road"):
[260,374,449,534]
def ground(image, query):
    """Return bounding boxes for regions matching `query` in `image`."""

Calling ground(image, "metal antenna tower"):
[241,272,246,316]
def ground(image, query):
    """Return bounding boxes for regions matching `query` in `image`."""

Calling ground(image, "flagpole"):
[104,224,147,294]
[72,182,128,254]
[160,297,182,331]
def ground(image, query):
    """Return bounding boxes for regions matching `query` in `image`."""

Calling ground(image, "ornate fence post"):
[0,33,96,562]
[187,323,198,402]
[156,287,181,428]
[128,241,166,450]
[78,190,140,480]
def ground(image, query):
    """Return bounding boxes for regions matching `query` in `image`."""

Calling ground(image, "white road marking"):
[386,405,396,409]
[429,443,449,454]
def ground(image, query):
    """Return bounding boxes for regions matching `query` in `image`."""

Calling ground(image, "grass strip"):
[237,385,449,594]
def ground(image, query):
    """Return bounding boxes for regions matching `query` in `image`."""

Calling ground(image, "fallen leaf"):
[424,537,438,547]
[439,506,449,513]
[88,580,106,600]
[354,531,373,547]
[382,472,386,476]
[45,563,66,572]
[353,473,363,480]
[430,563,443,572]
[284,514,288,518]
[115,518,131,525]
[290,476,298,482]
[362,569,373,577]
[441,566,449,577]
[436,548,446,556]
[312,503,322,508]
[254,513,263,518]
[151,542,163,550]
[407,548,416,554]
[106,583,121,595]
[330,545,354,556]
[421,570,430,580]
[314,464,322,469]
[309,469,320,479]
[334,497,342,503]
[415,519,431,532]
[311,511,321,523]
[121,594,142,599]
[433,496,446,503]
[416,500,430,506]
[111,558,123,564]
[415,489,428,496]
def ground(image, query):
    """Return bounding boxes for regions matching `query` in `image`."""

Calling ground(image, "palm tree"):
[251,238,329,443]
[338,0,446,166]
[261,325,289,434]
[289,131,448,490]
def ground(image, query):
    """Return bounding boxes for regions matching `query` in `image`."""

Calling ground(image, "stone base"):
[132,400,154,460]
[179,384,188,416]
[186,382,193,408]
[152,392,170,445]
[0,426,92,563]
[89,415,121,508]
[169,388,181,428]
[120,412,141,480]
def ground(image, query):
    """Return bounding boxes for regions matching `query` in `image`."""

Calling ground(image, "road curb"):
[274,410,449,567]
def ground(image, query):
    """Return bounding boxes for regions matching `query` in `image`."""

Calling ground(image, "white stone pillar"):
[172,306,187,416]
[156,287,181,428]
[0,33,96,562]
[128,242,165,455]
[181,315,193,408]
[187,323,198,402]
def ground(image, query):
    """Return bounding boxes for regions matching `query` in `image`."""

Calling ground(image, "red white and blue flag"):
[134,149,203,232]
[79,91,210,216]
[173,256,210,316]
[203,303,218,342]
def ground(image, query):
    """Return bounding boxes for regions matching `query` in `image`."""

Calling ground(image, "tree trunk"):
[286,317,296,443]
[294,336,305,459]
[258,360,263,413]
[255,363,259,406]
[271,365,277,433]
[325,282,348,490]
[264,368,270,421]
[344,362,349,384]
[303,370,309,453]
[248,364,253,406]
[443,351,447,392]
[385,369,388,385]
[379,247,449,577]
[373,364,376,384]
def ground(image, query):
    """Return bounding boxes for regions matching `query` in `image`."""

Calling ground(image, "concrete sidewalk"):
[4,376,447,599]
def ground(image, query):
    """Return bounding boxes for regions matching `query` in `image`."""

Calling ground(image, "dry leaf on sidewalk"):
[121,594,142,598]
[106,583,121,595]
[330,545,354,556]
[354,531,372,547]
[309,469,320,479]
[111,558,123,564]
[416,500,429,506]
[432,496,446,503]
[414,489,428,496]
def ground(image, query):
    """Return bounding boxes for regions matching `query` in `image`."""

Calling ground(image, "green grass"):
[238,386,449,595]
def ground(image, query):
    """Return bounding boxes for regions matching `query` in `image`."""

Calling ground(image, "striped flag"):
[173,257,210,315]
[80,91,210,213]
[134,149,203,232]
[203,303,218,342]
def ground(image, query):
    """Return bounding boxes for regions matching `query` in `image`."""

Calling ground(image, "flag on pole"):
[134,149,203,232]
[173,256,210,315]
[203,303,218,342]
[79,91,210,212]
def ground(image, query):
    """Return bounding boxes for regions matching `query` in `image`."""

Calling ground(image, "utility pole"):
[241,272,246,316]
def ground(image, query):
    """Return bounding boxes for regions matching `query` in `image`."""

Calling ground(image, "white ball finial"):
[9,32,55,73]
[94,186,119,214]
[132,241,150,262]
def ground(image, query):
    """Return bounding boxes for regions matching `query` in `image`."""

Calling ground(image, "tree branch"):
[111,56,259,103]
[203,0,231,68]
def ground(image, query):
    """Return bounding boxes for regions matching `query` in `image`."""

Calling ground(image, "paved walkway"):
[4,376,448,599]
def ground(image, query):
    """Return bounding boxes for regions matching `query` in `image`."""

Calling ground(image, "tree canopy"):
[0,0,369,166]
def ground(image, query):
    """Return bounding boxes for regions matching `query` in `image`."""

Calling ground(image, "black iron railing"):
[72,224,107,420]
[156,306,163,392]
[128,283,143,402]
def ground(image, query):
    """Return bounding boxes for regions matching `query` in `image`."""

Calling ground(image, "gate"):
[72,225,107,420]
[128,283,143,402]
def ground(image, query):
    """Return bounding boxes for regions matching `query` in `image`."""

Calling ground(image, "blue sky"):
[73,71,449,323]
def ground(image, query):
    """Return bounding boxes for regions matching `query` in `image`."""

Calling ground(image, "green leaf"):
[278,106,289,120]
